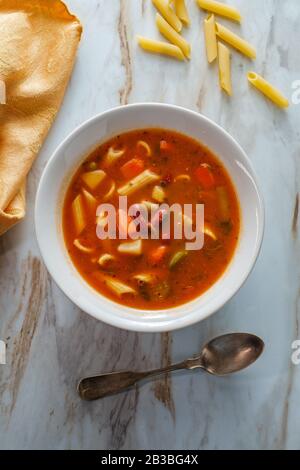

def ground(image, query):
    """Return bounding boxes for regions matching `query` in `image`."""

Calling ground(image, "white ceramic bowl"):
[35,103,264,332]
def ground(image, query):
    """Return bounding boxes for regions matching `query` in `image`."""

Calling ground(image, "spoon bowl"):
[200,333,265,376]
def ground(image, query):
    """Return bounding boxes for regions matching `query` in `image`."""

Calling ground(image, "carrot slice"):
[195,164,215,190]
[148,246,168,266]
[121,158,145,179]
[160,140,174,152]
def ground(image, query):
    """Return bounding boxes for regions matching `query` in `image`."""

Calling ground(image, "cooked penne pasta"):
[137,36,186,61]
[0,80,6,104]
[247,72,289,109]
[197,0,241,23]
[71,194,86,236]
[137,140,152,156]
[118,170,160,196]
[118,240,143,256]
[81,170,106,191]
[218,42,232,96]
[215,23,256,59]
[82,188,97,212]
[104,277,137,297]
[104,146,126,166]
[152,0,182,33]
[174,0,190,26]
[156,13,191,59]
[73,239,94,254]
[204,14,218,63]
[217,186,230,221]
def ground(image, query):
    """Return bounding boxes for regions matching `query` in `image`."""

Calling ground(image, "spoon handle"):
[78,361,188,401]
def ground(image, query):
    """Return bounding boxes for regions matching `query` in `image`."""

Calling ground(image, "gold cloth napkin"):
[0,0,82,235]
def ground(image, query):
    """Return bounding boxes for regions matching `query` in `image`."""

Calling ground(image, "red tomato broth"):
[63,129,240,310]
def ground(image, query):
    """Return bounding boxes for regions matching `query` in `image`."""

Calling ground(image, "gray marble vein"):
[0,0,300,450]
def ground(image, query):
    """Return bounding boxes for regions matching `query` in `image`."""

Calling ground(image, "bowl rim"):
[35,102,265,332]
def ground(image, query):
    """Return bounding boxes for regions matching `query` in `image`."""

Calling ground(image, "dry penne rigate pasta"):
[173,0,190,26]
[156,13,191,58]
[204,14,218,63]
[152,0,182,33]
[218,42,232,96]
[247,72,289,108]
[137,35,185,61]
[136,0,289,108]
[197,0,241,23]
[215,23,256,59]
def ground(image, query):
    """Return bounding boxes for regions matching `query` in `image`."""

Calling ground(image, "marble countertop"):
[0,0,300,450]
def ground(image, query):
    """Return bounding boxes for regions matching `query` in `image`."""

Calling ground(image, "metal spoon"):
[78,333,264,401]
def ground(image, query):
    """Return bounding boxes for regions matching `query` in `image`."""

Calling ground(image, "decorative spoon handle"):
[78,361,189,401]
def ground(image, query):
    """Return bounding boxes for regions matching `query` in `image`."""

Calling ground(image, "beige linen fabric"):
[0,0,82,235]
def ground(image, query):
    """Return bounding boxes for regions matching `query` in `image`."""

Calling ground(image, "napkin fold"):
[0,0,82,235]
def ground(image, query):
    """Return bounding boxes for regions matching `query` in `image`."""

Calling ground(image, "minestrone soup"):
[63,129,240,309]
